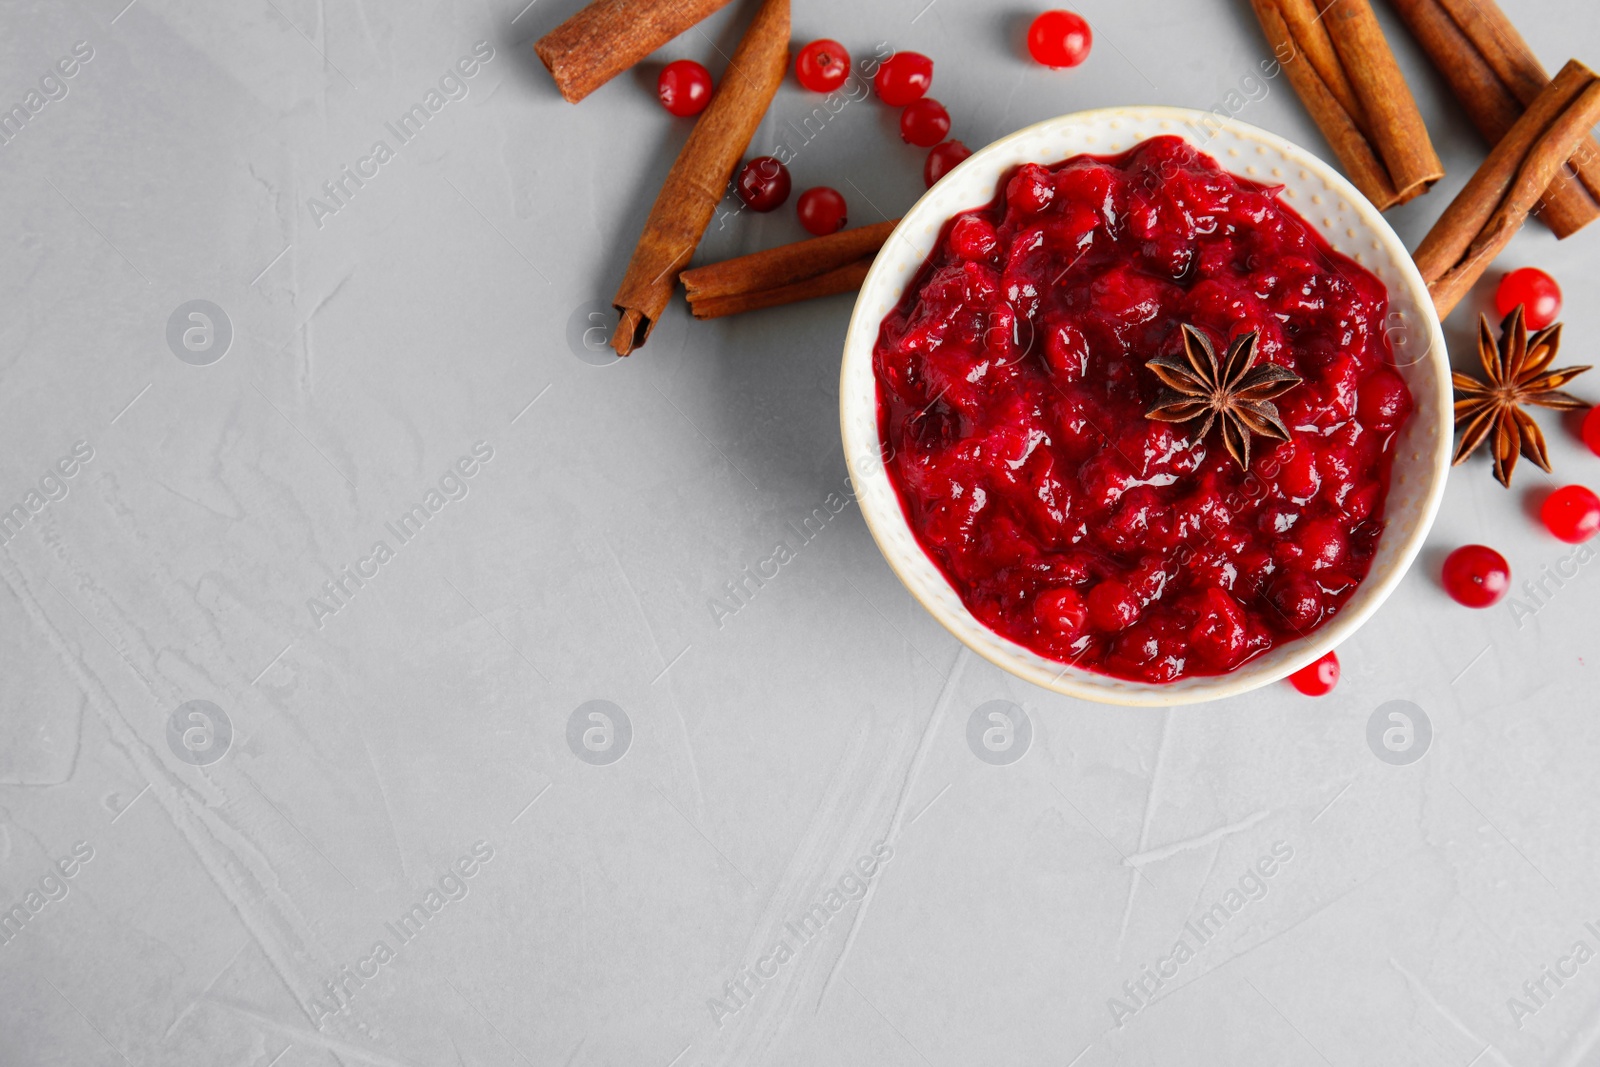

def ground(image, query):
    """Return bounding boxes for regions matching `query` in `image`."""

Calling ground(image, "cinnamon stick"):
[1250,0,1399,206]
[1279,0,1369,132]
[1386,0,1600,237]
[680,220,898,301]
[1249,0,1442,209]
[1415,61,1600,319]
[608,0,789,354]
[687,257,875,319]
[1434,0,1545,104]
[1316,0,1443,204]
[535,0,736,104]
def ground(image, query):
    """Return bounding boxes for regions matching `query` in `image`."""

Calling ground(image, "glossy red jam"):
[873,136,1411,683]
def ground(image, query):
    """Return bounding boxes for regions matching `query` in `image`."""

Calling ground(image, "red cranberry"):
[796,186,848,235]
[1044,321,1089,380]
[1298,518,1348,570]
[950,215,999,261]
[795,39,851,93]
[1027,10,1093,68]
[1007,163,1056,215]
[1541,485,1600,543]
[1586,406,1600,457]
[1342,482,1379,522]
[1441,545,1510,608]
[1269,572,1322,630]
[657,60,713,117]
[1088,580,1140,631]
[1357,368,1410,429]
[874,51,933,106]
[1190,588,1249,669]
[900,97,951,147]
[1495,268,1561,330]
[736,156,791,212]
[924,140,972,187]
[1288,651,1339,696]
[1035,587,1088,634]
[1127,554,1173,601]
[1109,624,1161,672]
[1046,201,1099,251]
[1278,447,1321,502]
[1236,548,1277,598]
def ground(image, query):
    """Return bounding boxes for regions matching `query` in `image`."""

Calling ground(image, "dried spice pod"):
[1451,307,1590,487]
[1144,327,1302,471]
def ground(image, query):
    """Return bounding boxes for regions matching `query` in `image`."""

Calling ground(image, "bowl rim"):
[839,104,1453,706]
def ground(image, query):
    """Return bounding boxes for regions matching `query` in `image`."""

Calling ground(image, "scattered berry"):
[796,186,848,235]
[1288,651,1339,696]
[1495,268,1562,330]
[736,156,791,212]
[795,39,851,93]
[657,59,713,117]
[1541,484,1600,543]
[924,139,972,187]
[1442,544,1510,607]
[874,51,933,107]
[900,97,951,147]
[1583,405,1600,457]
[1027,10,1093,68]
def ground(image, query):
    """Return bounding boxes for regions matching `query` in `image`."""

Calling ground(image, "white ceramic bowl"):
[840,106,1451,706]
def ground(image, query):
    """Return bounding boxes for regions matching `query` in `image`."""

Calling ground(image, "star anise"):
[1144,326,1302,471]
[1453,306,1590,488]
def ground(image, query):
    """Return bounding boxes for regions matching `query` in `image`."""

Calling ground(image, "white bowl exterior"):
[840,106,1452,707]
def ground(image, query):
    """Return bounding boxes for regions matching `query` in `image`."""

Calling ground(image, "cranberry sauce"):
[872,136,1411,684]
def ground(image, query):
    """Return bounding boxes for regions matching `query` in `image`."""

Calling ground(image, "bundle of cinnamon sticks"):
[1387,0,1600,238]
[681,220,897,319]
[1248,0,1443,209]
[1415,60,1600,319]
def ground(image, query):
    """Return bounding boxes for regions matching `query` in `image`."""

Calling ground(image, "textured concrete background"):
[1,0,1599,1064]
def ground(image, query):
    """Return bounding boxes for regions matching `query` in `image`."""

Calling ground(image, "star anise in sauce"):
[1144,326,1302,471]
[1453,306,1590,488]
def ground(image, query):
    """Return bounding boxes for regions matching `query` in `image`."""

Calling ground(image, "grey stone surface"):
[1,0,1598,1063]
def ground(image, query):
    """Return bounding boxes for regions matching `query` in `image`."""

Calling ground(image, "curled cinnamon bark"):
[535,0,736,104]
[1317,0,1443,203]
[680,219,898,307]
[1415,61,1600,319]
[1248,0,1443,209]
[1385,0,1600,237]
[1253,0,1398,206]
[687,257,875,319]
[608,0,789,354]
